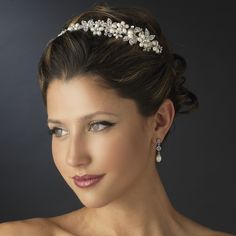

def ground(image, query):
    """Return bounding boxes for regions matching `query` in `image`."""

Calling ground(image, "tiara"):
[57,18,163,54]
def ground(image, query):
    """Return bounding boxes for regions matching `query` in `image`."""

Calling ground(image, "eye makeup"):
[48,120,116,138]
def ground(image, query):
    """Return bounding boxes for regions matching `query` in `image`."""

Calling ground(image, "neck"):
[84,162,186,236]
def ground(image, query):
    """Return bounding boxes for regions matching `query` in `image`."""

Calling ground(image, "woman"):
[0,2,234,236]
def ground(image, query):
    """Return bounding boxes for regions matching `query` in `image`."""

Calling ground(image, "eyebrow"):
[47,111,118,125]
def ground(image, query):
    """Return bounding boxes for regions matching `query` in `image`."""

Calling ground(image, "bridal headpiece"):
[57,18,163,54]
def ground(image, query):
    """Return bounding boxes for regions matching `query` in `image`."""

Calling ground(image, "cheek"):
[94,125,148,174]
[51,140,65,172]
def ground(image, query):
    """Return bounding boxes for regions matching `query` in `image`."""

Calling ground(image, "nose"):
[65,133,91,167]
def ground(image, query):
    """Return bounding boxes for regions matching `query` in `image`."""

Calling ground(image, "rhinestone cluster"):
[57,18,163,54]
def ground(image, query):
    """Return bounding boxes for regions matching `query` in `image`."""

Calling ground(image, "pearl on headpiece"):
[57,18,163,54]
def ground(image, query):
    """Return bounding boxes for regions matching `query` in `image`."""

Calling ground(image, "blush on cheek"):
[101,136,139,173]
[104,149,129,172]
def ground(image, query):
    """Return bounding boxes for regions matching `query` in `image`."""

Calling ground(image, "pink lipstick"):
[72,174,105,188]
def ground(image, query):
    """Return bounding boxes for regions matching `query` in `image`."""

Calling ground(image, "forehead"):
[46,75,138,118]
[47,76,118,107]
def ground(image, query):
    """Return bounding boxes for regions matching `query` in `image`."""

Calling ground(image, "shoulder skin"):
[0,217,70,236]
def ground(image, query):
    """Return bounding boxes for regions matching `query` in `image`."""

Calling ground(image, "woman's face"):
[46,75,155,208]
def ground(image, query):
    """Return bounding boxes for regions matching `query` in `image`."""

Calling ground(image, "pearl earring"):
[155,138,162,163]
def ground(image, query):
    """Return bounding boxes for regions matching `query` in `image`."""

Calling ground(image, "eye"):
[88,121,115,132]
[48,127,68,138]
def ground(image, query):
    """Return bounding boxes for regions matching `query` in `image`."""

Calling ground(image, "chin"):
[80,197,111,209]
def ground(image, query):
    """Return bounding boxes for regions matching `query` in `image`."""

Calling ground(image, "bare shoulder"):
[207,230,235,236]
[0,217,54,236]
[195,224,235,236]
[197,223,235,236]
[0,207,87,236]
[177,212,235,236]
[0,217,73,236]
[209,231,236,236]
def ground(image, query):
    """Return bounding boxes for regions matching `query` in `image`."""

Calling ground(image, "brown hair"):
[37,2,199,145]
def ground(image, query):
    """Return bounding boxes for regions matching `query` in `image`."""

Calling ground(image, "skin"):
[0,74,233,236]
[47,76,180,236]
[45,74,233,236]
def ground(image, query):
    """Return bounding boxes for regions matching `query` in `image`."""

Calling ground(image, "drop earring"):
[155,138,162,163]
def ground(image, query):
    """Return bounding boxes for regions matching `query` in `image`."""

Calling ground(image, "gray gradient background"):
[0,0,235,234]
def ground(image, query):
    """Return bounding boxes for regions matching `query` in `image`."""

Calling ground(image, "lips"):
[72,174,105,181]
[72,174,105,188]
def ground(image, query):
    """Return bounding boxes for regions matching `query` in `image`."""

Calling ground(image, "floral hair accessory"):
[57,18,163,54]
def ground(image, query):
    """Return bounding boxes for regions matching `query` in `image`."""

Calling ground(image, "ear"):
[150,98,175,144]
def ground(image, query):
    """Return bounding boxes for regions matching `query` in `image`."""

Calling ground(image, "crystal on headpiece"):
[57,18,163,54]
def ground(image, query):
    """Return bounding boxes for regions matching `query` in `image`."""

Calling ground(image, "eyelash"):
[48,121,115,138]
